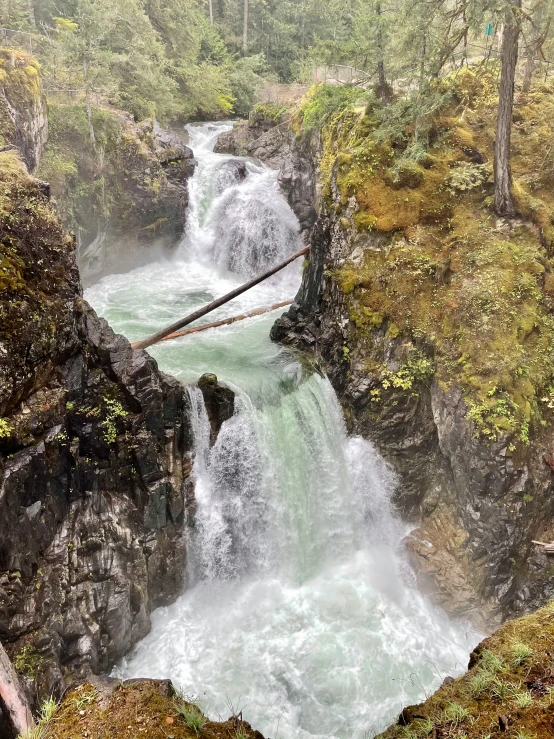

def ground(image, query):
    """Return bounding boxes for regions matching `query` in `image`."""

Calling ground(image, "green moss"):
[47,682,263,739]
[307,72,554,444]
[13,642,42,680]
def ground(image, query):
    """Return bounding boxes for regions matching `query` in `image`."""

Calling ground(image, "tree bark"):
[375,2,391,102]
[83,56,96,148]
[522,2,548,93]
[149,301,293,345]
[243,0,249,51]
[208,0,213,24]
[0,641,34,737]
[494,0,521,216]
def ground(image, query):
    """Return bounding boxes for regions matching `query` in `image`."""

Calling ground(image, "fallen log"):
[0,640,34,737]
[131,246,309,351]
[153,300,293,344]
[532,540,554,554]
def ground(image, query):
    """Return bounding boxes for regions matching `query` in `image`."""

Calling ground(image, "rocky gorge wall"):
[37,104,196,285]
[0,51,237,736]
[217,86,554,630]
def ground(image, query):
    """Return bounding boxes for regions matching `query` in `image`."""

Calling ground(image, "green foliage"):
[297,83,368,133]
[228,55,267,118]
[13,643,42,679]
[447,163,490,194]
[443,702,472,725]
[250,101,286,124]
[101,398,128,444]
[16,696,58,739]
[468,668,495,698]
[0,417,13,438]
[380,351,435,394]
[174,699,207,734]
[511,642,534,666]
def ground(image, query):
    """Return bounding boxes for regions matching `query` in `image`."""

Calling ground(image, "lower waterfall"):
[85,121,478,739]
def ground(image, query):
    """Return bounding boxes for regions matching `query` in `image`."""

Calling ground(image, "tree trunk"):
[27,0,36,26]
[522,2,547,93]
[132,246,309,350]
[0,641,34,737]
[375,2,391,102]
[208,0,213,24]
[494,0,521,216]
[83,56,96,148]
[419,30,427,92]
[243,0,249,51]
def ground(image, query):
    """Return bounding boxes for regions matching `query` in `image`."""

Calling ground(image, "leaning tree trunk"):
[243,0,249,51]
[494,0,521,216]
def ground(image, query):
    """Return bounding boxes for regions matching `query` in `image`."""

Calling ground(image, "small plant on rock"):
[175,699,207,735]
[17,696,58,739]
[512,689,533,708]
[443,701,472,725]
[469,668,495,698]
[511,642,534,666]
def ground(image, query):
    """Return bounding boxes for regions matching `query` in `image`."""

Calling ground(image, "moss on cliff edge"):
[0,48,42,148]
[297,73,554,444]
[0,147,78,416]
[376,600,554,739]
[40,681,264,739]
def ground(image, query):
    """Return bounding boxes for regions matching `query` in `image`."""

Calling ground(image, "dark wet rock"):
[67,118,196,285]
[0,166,194,705]
[198,374,235,445]
[214,159,248,195]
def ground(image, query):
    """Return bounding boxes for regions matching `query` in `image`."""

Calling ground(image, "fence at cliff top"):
[313,64,372,86]
[0,27,34,54]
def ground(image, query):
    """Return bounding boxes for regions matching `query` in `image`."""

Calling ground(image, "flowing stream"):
[85,122,478,739]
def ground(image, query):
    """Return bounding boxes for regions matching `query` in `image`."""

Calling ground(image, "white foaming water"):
[86,122,478,739]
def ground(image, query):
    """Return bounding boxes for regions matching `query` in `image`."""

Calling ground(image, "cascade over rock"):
[215,109,318,235]
[267,107,554,629]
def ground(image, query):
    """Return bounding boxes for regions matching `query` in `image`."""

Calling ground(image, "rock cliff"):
[0,52,223,722]
[37,105,196,284]
[0,155,196,708]
[0,48,48,173]
[265,79,554,627]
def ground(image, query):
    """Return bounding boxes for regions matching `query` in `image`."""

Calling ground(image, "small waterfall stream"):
[85,122,478,739]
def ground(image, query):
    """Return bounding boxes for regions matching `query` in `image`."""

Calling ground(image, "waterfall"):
[86,122,478,739]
